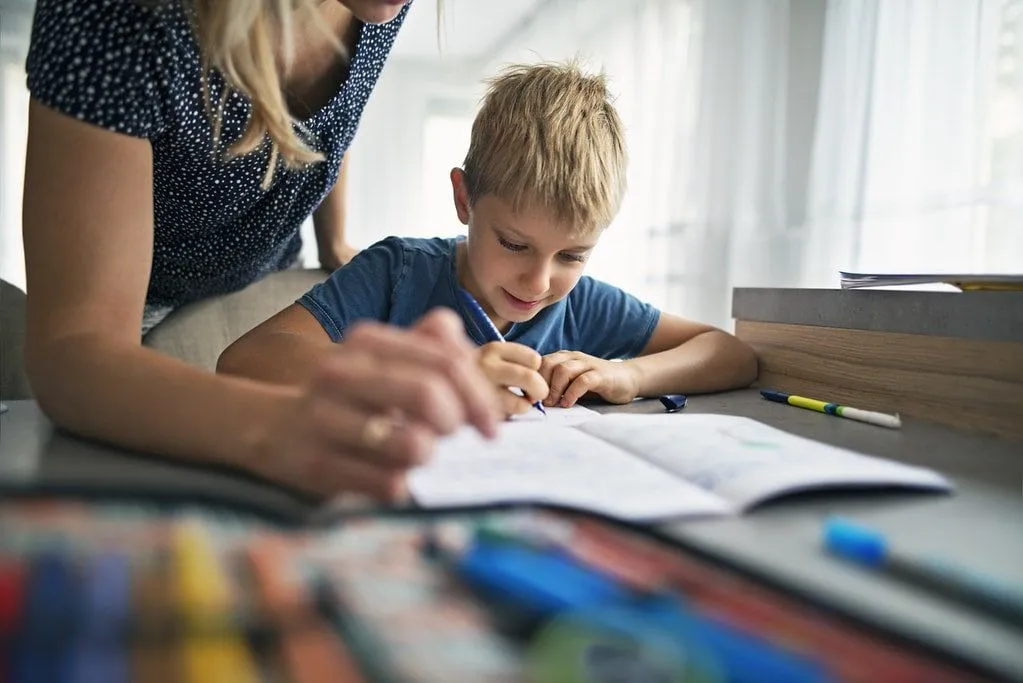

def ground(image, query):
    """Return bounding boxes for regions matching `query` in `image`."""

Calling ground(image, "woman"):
[21,0,500,501]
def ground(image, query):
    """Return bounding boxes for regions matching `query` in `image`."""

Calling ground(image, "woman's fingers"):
[312,350,467,437]
[412,310,502,437]
[296,446,411,501]
[305,394,435,468]
[257,409,412,501]
[266,310,517,501]
[318,317,498,435]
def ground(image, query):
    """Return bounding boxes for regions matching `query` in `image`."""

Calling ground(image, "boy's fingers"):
[561,371,598,408]
[539,351,576,385]
[489,342,543,370]
[499,391,532,418]
[483,363,548,404]
[547,360,586,405]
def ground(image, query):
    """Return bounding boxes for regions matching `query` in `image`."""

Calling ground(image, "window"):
[419,111,473,238]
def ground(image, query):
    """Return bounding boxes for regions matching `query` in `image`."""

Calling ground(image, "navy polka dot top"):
[25,0,408,310]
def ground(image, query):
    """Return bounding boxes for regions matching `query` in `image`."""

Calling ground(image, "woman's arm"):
[23,99,269,465]
[22,101,498,499]
[312,153,357,270]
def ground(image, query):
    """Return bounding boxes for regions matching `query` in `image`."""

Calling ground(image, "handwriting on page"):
[407,423,730,521]
[579,414,951,510]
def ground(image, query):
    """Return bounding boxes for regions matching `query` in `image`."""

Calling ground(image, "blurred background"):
[1,0,1021,328]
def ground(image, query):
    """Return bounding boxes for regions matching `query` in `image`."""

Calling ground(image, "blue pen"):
[457,288,546,415]
[824,517,1023,629]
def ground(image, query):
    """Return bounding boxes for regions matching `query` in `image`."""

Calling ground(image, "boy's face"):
[450,169,600,332]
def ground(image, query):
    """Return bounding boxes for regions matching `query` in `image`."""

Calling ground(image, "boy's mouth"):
[501,288,543,312]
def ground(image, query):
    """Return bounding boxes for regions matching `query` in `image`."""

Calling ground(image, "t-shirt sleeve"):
[566,276,660,359]
[297,237,406,342]
[25,0,168,139]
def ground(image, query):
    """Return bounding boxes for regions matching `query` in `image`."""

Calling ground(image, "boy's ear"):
[450,168,471,226]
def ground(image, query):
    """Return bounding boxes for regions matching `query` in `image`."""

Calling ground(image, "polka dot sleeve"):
[25,0,169,139]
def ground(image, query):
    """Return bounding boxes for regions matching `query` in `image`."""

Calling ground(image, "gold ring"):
[361,415,395,450]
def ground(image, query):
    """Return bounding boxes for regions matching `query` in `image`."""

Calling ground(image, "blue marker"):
[73,552,129,683]
[457,288,546,415]
[12,550,80,683]
[436,532,831,683]
[659,394,687,413]
[824,517,1023,629]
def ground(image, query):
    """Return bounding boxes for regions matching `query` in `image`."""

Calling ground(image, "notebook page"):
[407,422,731,521]
[578,414,952,511]
[509,404,602,427]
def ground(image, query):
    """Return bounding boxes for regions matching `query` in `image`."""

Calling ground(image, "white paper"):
[579,414,952,510]
[408,422,730,521]
[508,404,602,427]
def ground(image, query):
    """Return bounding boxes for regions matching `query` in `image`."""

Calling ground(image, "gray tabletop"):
[2,391,1022,679]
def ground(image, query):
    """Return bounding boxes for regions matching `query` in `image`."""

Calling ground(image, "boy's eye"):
[498,237,527,252]
[559,252,587,263]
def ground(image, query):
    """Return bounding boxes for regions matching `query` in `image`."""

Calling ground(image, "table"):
[3,389,1022,678]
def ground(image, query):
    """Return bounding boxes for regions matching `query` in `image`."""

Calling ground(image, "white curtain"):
[803,0,1023,284]
[489,0,806,328]
[486,0,1023,328]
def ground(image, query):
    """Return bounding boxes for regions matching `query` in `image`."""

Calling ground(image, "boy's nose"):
[520,262,551,298]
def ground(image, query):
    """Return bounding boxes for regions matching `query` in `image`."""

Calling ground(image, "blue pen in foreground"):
[824,517,1023,630]
[457,288,546,416]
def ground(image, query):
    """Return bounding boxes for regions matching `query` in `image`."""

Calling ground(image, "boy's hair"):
[462,60,628,233]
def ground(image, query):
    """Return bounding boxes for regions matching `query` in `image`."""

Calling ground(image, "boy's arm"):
[625,313,758,396]
[218,304,337,386]
[222,237,403,385]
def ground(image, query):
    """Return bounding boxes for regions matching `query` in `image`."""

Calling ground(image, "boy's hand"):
[476,342,549,418]
[540,351,641,407]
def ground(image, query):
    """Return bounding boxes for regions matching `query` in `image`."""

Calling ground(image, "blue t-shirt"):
[25,0,408,309]
[298,237,661,358]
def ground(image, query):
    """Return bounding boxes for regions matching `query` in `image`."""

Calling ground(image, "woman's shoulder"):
[27,0,187,59]
[26,0,192,138]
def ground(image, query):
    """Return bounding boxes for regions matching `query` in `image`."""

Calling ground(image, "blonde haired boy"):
[219,61,757,418]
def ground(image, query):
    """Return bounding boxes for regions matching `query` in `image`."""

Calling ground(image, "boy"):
[218,61,757,417]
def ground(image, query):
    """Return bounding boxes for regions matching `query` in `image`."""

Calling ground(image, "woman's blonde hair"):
[189,0,335,189]
[462,60,628,233]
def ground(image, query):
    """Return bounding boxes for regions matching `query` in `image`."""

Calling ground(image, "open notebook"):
[408,412,953,521]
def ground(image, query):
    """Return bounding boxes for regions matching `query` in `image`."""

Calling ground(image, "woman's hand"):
[476,342,549,418]
[317,241,360,272]
[252,309,501,501]
[540,351,641,408]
